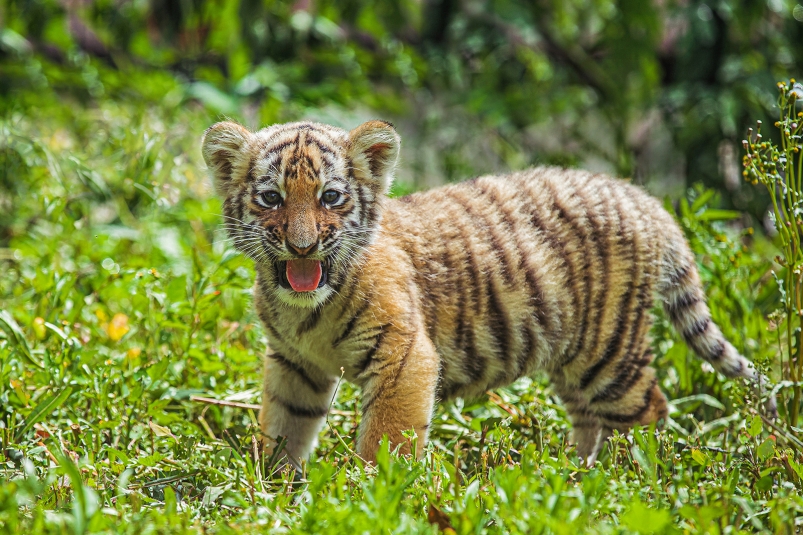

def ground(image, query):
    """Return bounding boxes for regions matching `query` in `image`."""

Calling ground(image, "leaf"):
[756,475,773,492]
[149,421,177,441]
[164,486,178,515]
[691,189,716,212]
[691,448,710,467]
[0,310,43,368]
[137,453,165,467]
[10,379,30,405]
[757,438,775,461]
[669,394,725,411]
[697,209,742,221]
[186,82,240,114]
[15,386,74,442]
[201,486,225,508]
[621,500,671,533]
[44,321,68,340]
[0,28,33,55]
[748,415,763,437]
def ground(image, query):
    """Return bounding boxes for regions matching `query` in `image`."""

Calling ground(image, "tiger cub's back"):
[385,167,675,401]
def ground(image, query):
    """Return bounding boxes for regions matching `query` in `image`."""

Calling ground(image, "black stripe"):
[297,306,324,336]
[327,247,352,294]
[305,135,336,154]
[388,337,415,389]
[355,182,367,226]
[463,323,486,382]
[530,199,579,353]
[262,139,295,157]
[579,343,615,391]
[611,193,656,370]
[519,252,551,332]
[581,288,637,390]
[361,392,379,412]
[665,292,702,322]
[568,182,611,373]
[355,328,385,375]
[683,317,711,340]
[333,301,369,347]
[452,207,488,384]
[667,262,692,286]
[261,151,284,174]
[270,394,328,419]
[539,179,589,366]
[617,281,653,373]
[448,233,487,384]
[338,203,357,220]
[598,378,657,424]
[486,275,511,364]
[268,353,331,394]
[589,350,652,404]
[472,182,552,333]
[450,189,512,366]
[465,182,516,286]
[365,204,378,228]
[427,247,454,345]
[359,325,414,411]
[580,202,638,390]
[706,339,726,361]
[349,323,390,346]
[517,323,535,377]
[263,322,285,347]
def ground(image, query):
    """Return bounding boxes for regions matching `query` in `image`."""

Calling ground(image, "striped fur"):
[202,120,771,466]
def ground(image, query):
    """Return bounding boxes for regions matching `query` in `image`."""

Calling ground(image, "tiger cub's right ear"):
[201,121,253,196]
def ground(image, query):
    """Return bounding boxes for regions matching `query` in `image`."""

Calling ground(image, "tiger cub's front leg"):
[259,352,337,467]
[355,332,440,463]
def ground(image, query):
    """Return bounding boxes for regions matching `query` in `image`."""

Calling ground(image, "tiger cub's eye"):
[322,190,341,205]
[260,191,281,207]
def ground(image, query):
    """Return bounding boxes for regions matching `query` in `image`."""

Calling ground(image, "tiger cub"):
[202,119,769,466]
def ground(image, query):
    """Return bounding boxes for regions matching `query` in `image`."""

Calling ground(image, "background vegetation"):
[1,0,803,533]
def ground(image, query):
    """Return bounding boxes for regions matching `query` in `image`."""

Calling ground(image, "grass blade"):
[0,310,43,369]
[14,386,74,442]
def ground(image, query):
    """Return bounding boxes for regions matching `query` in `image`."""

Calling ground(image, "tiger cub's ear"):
[347,120,401,194]
[201,121,253,196]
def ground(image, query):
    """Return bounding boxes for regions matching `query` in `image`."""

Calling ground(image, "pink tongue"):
[286,259,322,292]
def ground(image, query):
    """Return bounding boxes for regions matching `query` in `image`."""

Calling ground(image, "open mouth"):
[276,259,330,292]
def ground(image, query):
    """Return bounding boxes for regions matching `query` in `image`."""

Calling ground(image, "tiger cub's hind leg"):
[551,379,607,465]
[552,349,669,466]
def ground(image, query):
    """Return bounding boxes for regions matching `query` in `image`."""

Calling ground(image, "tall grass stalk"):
[743,79,803,426]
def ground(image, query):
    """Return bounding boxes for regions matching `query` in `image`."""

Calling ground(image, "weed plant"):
[743,79,803,428]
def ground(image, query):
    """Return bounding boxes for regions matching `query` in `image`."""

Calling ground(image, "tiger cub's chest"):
[262,295,390,383]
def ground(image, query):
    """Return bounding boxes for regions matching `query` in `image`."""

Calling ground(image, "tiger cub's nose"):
[286,240,318,256]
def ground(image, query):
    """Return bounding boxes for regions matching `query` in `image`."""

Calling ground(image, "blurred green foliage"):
[2,0,803,205]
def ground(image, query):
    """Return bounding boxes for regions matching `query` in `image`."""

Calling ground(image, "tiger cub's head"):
[202,120,400,307]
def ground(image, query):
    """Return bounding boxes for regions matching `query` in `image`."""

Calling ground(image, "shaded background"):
[3,0,803,214]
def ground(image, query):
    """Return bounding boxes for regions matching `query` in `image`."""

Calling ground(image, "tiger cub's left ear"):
[347,120,401,194]
[202,121,253,196]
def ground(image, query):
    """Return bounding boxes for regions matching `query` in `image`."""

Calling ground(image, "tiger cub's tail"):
[657,234,777,417]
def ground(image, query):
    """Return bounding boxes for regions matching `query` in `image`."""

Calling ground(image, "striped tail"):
[657,236,777,417]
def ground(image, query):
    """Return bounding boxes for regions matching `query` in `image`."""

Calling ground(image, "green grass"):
[2,76,803,535]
